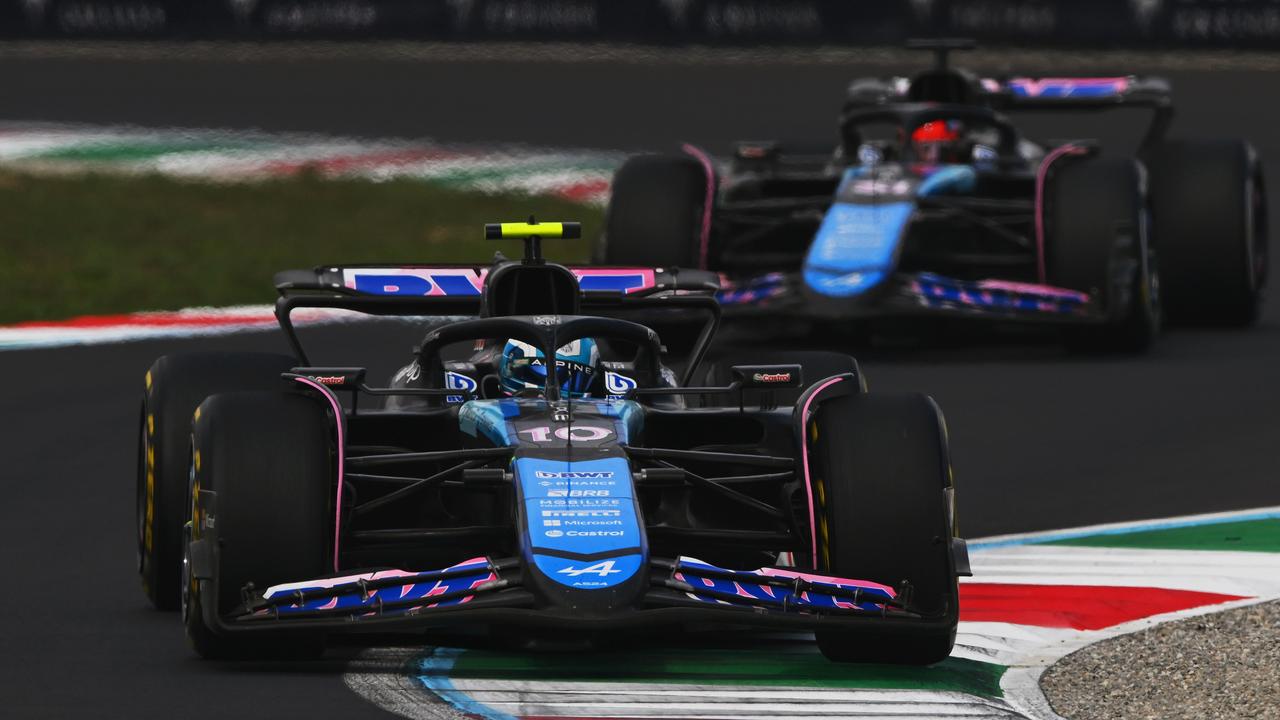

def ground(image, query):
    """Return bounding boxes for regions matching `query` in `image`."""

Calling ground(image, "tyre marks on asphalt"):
[345,507,1280,720]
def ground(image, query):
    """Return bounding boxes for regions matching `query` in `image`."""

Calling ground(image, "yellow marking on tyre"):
[194,449,201,473]
[145,465,154,551]
[193,406,201,422]
[145,370,152,391]
[147,413,154,435]
[145,439,156,552]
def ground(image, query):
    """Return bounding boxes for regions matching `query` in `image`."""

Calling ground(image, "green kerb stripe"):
[448,647,1007,699]
[1048,518,1280,552]
[28,141,255,163]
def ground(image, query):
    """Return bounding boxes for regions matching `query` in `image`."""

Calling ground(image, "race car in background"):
[600,40,1268,351]
[136,221,968,665]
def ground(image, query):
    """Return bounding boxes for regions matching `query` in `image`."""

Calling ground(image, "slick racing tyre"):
[1142,139,1268,325]
[807,392,958,665]
[184,391,331,660]
[699,350,864,408]
[138,352,297,610]
[601,153,713,268]
[1044,155,1160,353]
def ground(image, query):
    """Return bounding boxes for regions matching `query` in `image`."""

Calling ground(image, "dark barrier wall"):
[3,0,1280,46]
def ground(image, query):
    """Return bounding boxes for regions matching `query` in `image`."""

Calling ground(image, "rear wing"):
[982,76,1170,108]
[845,74,1173,146]
[986,75,1173,147]
[272,264,722,383]
[275,264,717,299]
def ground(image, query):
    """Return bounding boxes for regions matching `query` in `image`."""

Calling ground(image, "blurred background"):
[2,3,1279,720]
[3,0,1279,322]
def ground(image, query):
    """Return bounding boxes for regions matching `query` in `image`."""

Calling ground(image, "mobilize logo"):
[753,371,792,383]
[556,560,622,578]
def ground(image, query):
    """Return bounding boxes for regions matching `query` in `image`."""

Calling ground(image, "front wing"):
[718,271,1104,324]
[202,556,951,638]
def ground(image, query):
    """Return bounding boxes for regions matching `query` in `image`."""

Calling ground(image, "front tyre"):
[806,393,958,665]
[1143,139,1268,325]
[137,352,296,610]
[1044,155,1160,353]
[184,391,332,660]
[600,153,712,268]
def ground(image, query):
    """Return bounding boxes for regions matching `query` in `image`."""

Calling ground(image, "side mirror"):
[730,364,803,390]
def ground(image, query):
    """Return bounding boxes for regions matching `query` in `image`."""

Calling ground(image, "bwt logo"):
[534,471,615,479]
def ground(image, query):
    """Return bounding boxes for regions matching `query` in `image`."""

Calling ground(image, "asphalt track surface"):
[2,50,1279,719]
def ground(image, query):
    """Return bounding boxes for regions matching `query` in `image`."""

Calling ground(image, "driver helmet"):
[499,338,599,398]
[911,120,963,163]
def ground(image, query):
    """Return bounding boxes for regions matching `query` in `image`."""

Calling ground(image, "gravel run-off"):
[1041,599,1280,720]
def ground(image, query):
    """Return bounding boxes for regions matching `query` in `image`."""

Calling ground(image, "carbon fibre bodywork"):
[179,252,964,648]
[689,64,1175,329]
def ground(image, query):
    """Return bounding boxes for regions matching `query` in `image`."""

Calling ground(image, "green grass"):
[0,171,601,324]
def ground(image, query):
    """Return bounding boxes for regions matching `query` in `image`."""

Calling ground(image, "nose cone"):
[803,202,914,297]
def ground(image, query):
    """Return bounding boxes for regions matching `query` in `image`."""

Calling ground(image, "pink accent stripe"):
[756,566,896,596]
[978,279,1090,302]
[681,143,716,270]
[1035,145,1088,283]
[293,376,346,573]
[799,376,846,563]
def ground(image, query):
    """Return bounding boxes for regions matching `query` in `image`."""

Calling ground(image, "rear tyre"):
[1142,139,1268,325]
[807,393,958,665]
[184,391,332,660]
[1044,155,1160,353]
[137,352,297,610]
[600,153,712,268]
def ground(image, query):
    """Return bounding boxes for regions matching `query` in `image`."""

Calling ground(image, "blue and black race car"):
[136,222,968,665]
[600,41,1267,350]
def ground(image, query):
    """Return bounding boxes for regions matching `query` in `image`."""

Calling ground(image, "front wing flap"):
[719,271,1102,323]
[215,556,935,635]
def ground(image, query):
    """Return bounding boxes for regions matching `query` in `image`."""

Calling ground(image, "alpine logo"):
[534,471,615,479]
[555,560,622,578]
